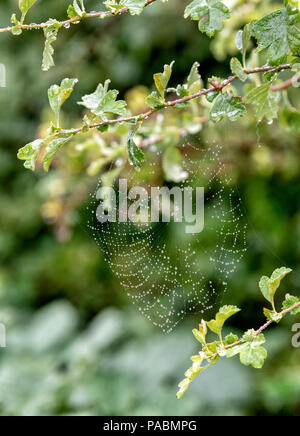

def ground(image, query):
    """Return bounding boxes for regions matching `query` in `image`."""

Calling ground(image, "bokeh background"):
[0,0,300,416]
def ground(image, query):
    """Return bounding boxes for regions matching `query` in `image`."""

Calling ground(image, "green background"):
[0,0,299,416]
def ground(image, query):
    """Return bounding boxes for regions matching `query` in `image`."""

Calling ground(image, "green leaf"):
[104,0,148,15]
[282,293,300,315]
[206,89,219,102]
[146,62,174,108]
[176,378,191,399]
[184,0,230,37]
[239,342,267,369]
[78,80,127,120]
[224,333,239,345]
[48,78,78,128]
[192,320,207,345]
[145,91,165,109]
[184,358,204,381]
[246,84,279,121]
[210,93,246,122]
[127,128,145,170]
[263,308,283,323]
[67,0,86,18]
[187,61,202,94]
[17,139,45,171]
[239,331,267,369]
[236,23,252,67]
[259,267,292,311]
[269,267,292,303]
[251,6,300,64]
[42,19,62,72]
[43,134,73,172]
[123,0,147,15]
[230,57,247,82]
[207,305,240,336]
[162,146,188,183]
[19,0,37,23]
[154,61,175,99]
[259,275,271,302]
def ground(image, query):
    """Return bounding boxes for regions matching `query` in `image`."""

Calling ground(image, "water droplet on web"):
[86,141,247,333]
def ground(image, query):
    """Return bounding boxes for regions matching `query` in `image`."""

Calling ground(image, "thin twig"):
[207,300,300,361]
[0,0,157,33]
[270,74,300,91]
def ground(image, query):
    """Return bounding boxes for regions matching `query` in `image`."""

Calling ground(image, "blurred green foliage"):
[0,0,300,416]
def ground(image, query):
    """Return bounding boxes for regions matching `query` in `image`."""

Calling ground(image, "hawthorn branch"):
[0,0,157,33]
[270,74,300,91]
[207,300,300,361]
[59,63,291,136]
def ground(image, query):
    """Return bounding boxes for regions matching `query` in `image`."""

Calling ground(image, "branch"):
[0,0,157,34]
[208,300,300,361]
[270,74,300,91]
[59,63,291,136]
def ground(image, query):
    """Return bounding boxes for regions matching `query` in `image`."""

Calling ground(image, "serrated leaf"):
[246,84,279,121]
[48,78,78,128]
[145,91,164,109]
[269,267,292,302]
[42,19,62,72]
[282,293,300,315]
[259,267,292,310]
[226,331,267,368]
[127,128,145,170]
[78,80,127,121]
[207,305,240,336]
[43,135,73,171]
[104,0,147,15]
[187,61,202,94]
[251,6,300,64]
[176,378,191,399]
[153,61,175,98]
[210,93,246,122]
[17,139,45,171]
[239,342,267,369]
[123,0,147,15]
[192,320,207,345]
[67,0,86,18]
[224,333,239,345]
[230,57,247,82]
[162,146,188,183]
[263,307,283,323]
[184,0,230,37]
[206,89,219,102]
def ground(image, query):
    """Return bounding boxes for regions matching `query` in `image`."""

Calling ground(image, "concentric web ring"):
[87,138,247,333]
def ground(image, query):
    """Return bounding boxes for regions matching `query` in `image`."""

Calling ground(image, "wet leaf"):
[184,0,230,37]
[210,93,246,122]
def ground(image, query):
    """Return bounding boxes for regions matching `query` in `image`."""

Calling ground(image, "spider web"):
[87,138,247,332]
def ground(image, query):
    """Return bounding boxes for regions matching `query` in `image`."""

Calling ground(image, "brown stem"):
[270,74,300,91]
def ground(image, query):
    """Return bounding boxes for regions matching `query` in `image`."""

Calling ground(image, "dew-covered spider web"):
[87,138,247,333]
